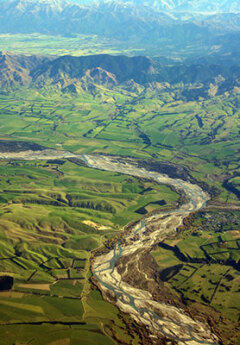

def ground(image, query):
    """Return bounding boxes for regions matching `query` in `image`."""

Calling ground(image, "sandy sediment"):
[83,154,219,345]
[0,149,76,160]
[0,149,219,344]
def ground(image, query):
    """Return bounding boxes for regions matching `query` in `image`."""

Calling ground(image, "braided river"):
[0,149,219,345]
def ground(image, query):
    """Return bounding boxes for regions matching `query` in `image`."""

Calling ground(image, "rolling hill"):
[1,51,240,99]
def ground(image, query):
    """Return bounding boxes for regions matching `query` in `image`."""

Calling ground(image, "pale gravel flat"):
[83,154,219,345]
[0,149,219,344]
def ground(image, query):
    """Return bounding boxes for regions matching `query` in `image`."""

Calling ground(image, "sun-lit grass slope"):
[0,159,177,344]
[151,209,240,344]
[0,51,239,343]
[0,87,239,204]
[0,160,178,226]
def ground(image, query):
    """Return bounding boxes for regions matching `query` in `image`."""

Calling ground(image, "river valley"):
[0,148,219,345]
[82,154,219,345]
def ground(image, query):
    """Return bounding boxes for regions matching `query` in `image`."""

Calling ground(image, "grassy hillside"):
[152,210,240,345]
[0,158,177,345]
[0,65,239,343]
[0,86,239,204]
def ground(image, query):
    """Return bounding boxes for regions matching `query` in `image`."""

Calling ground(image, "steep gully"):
[0,149,219,344]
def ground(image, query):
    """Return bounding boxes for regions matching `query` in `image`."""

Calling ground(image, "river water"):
[82,154,219,345]
[0,149,219,344]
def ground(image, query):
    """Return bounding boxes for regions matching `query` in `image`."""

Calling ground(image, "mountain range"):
[0,0,239,57]
[56,0,240,13]
[1,51,240,100]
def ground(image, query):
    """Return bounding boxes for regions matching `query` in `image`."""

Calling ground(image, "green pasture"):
[151,210,240,323]
[0,33,142,57]
[0,88,239,193]
[0,58,239,344]
[0,159,177,344]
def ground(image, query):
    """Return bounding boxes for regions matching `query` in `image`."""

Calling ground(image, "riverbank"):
[83,154,219,345]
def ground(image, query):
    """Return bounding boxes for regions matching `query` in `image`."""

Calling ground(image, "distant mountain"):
[0,0,239,39]
[1,51,240,99]
[0,51,52,88]
[0,51,156,88]
[0,0,239,60]
[70,0,240,13]
[0,0,175,37]
[31,54,156,85]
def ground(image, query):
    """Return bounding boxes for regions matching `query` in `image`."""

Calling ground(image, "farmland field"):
[1,0,240,343]
[152,210,240,344]
[0,157,177,344]
[0,33,146,57]
[0,88,239,191]
[0,75,239,344]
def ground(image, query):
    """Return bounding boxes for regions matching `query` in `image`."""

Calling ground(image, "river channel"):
[0,149,219,345]
[82,154,219,345]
